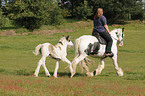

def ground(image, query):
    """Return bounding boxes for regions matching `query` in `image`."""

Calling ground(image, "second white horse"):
[33,36,73,78]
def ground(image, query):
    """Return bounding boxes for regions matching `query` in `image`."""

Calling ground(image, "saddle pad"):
[94,33,106,45]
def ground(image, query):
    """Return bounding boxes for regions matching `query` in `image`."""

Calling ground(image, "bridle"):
[111,28,124,42]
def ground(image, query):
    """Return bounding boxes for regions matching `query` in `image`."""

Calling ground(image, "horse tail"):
[33,44,43,56]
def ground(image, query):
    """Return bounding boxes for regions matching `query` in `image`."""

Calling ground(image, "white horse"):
[33,36,73,78]
[71,28,125,78]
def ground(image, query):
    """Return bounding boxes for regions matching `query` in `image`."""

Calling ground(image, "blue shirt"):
[93,15,107,32]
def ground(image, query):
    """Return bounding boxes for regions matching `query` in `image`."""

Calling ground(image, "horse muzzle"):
[119,41,123,47]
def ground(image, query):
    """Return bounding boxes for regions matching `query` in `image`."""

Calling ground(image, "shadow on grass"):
[15,69,86,77]
[98,74,109,77]
[15,69,111,77]
[16,69,34,76]
[39,72,85,77]
[0,68,5,73]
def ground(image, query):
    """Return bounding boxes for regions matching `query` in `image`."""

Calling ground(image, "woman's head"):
[94,8,103,19]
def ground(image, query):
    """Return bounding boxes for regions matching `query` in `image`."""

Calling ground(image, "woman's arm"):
[104,25,110,34]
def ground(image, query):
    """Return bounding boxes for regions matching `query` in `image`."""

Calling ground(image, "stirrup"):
[104,53,114,58]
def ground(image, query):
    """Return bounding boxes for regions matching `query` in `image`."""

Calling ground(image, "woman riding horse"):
[91,8,113,57]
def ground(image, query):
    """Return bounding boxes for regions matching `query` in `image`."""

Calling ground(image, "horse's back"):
[76,35,98,43]
[75,35,98,54]
[40,43,52,56]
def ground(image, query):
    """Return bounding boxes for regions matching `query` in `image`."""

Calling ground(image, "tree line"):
[0,0,144,30]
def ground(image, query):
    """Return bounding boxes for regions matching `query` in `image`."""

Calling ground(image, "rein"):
[110,29,124,43]
[111,35,118,41]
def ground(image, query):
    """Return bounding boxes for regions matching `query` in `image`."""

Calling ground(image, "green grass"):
[0,20,145,96]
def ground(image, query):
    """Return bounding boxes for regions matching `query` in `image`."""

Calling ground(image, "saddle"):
[85,33,106,55]
[85,42,100,55]
[94,33,106,45]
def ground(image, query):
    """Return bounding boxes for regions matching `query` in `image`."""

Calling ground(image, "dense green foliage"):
[60,0,92,19]
[73,1,92,19]
[5,0,66,30]
[60,0,144,20]
[0,0,144,30]
[0,8,6,27]
[87,0,144,21]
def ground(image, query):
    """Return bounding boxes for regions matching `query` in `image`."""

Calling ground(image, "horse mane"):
[112,28,119,31]
[111,28,122,34]
[55,37,66,49]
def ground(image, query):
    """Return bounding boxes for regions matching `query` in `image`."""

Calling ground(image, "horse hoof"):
[93,70,101,76]
[54,76,58,78]
[86,72,94,77]
[53,74,58,78]
[118,72,123,76]
[47,75,51,77]
[70,74,74,78]
[93,70,96,76]
[46,74,51,77]
[117,68,123,76]
[34,73,38,77]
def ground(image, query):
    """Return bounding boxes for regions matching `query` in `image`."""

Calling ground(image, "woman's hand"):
[108,31,111,34]
[104,25,110,34]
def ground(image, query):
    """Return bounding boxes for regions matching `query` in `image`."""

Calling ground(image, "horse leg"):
[41,56,51,77]
[34,56,47,77]
[71,53,87,78]
[94,58,105,76]
[61,57,73,74]
[112,55,123,76]
[53,61,59,78]
[84,57,94,65]
[82,59,93,77]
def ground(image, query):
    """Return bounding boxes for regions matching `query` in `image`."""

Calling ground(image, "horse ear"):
[66,35,69,40]
[122,27,125,32]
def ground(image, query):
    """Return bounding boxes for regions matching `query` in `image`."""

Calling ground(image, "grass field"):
[0,20,145,96]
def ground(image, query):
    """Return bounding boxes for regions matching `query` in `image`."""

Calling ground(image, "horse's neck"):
[110,30,118,41]
[55,43,67,52]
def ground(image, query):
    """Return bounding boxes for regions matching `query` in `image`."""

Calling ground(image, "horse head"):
[116,28,125,47]
[59,35,73,47]
[65,35,74,47]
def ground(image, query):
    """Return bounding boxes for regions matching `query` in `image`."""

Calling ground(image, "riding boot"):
[104,52,114,58]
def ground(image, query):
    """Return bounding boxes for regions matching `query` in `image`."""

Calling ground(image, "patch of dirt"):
[32,29,73,35]
[0,29,74,36]
[111,24,123,26]
[0,30,16,36]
